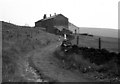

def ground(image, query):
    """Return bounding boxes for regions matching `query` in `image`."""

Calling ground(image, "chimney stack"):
[54,13,56,16]
[50,14,51,17]
[43,14,47,19]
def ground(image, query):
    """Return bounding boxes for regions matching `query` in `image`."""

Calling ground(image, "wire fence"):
[71,35,118,53]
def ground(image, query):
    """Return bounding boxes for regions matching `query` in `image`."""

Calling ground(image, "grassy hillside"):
[2,21,119,82]
[69,22,118,38]
[79,27,118,38]
[71,35,118,53]
[2,21,59,82]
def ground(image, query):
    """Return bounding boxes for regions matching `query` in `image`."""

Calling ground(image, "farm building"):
[35,14,72,35]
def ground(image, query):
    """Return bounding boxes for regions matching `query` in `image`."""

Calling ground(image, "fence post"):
[114,56,119,76]
[99,37,101,50]
[77,36,79,46]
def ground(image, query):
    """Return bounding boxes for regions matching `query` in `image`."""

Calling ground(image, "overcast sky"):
[0,0,119,29]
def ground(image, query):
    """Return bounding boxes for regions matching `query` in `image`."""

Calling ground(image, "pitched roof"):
[35,14,68,23]
[35,14,58,23]
[54,26,66,31]
[43,14,67,21]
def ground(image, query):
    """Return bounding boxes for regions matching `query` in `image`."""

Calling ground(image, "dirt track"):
[27,41,96,82]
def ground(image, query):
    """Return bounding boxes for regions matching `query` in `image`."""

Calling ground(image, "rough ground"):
[3,21,118,82]
[27,41,97,82]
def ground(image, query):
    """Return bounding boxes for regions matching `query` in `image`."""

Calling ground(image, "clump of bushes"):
[54,46,98,73]
[79,47,119,65]
[77,47,120,77]
[54,44,120,80]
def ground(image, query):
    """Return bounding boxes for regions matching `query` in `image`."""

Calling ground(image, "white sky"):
[0,0,119,29]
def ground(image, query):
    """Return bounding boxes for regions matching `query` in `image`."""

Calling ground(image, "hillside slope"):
[2,21,119,82]
[2,21,99,82]
[2,21,60,82]
[69,22,118,38]
[69,22,118,52]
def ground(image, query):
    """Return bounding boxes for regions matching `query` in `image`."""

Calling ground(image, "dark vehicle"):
[61,39,72,52]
